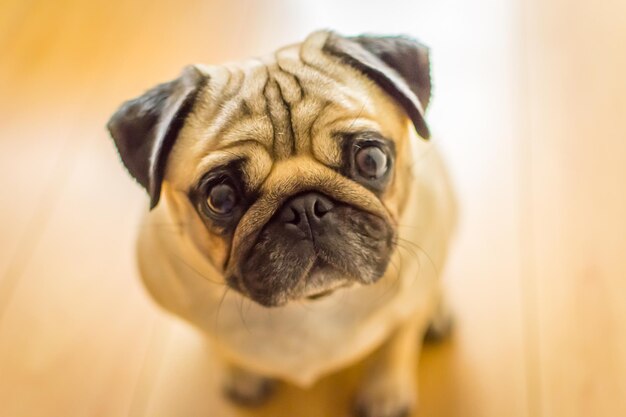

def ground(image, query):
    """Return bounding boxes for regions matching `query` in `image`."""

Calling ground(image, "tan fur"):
[135,30,457,409]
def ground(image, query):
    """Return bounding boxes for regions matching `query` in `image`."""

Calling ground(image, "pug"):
[107,30,456,417]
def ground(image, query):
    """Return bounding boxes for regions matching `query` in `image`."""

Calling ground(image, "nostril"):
[313,198,331,218]
[281,206,300,225]
[289,209,301,225]
[279,193,335,228]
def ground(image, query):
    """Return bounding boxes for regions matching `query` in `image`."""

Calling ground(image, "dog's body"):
[138,141,454,386]
[109,30,456,416]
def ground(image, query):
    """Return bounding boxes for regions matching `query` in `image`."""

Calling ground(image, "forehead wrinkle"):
[309,102,379,140]
[299,32,362,86]
[308,103,383,168]
[273,62,303,103]
[276,44,360,150]
[289,45,351,99]
[295,42,380,130]
[263,65,295,160]
[277,43,375,156]
[194,61,274,154]
[192,151,240,185]
[294,98,330,155]
[183,66,231,133]
[272,64,306,156]
[275,54,339,157]
[241,146,273,190]
[239,59,271,115]
[221,65,245,97]
[218,115,273,149]
[168,69,236,185]
[194,96,246,156]
[185,67,244,158]
[311,132,342,167]
[298,35,381,113]
[194,64,275,160]
[192,142,272,189]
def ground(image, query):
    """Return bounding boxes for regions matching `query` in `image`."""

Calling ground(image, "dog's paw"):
[222,367,276,407]
[353,376,417,417]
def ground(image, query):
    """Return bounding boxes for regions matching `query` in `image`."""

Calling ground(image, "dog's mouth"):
[235,203,394,307]
[306,289,335,300]
[305,282,352,300]
[303,259,353,300]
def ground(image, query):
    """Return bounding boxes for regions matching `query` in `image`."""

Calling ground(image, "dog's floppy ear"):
[107,66,207,208]
[323,32,432,139]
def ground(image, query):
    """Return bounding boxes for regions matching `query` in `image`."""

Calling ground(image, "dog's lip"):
[306,288,336,300]
[305,281,352,300]
[304,260,352,300]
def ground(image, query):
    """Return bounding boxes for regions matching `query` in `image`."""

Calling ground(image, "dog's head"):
[108,31,431,307]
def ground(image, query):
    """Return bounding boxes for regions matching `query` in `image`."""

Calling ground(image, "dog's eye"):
[355,146,388,179]
[206,183,237,215]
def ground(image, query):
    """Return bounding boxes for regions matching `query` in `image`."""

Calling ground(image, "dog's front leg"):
[353,318,425,417]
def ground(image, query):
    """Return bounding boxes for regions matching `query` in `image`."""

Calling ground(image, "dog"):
[108,30,456,417]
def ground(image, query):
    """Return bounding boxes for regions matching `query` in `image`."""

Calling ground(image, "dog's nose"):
[278,192,335,235]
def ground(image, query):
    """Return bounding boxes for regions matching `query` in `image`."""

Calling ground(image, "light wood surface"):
[0,0,624,416]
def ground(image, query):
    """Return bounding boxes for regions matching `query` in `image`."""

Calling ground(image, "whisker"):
[346,105,365,132]
[399,238,439,278]
[394,237,440,279]
[410,141,437,169]
[237,294,252,334]
[393,239,419,257]
[169,251,225,286]
[371,251,403,305]
[245,295,255,316]
[394,242,423,289]
[214,286,231,341]
[394,223,424,230]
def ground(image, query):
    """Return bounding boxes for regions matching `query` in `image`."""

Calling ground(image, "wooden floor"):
[1,0,625,416]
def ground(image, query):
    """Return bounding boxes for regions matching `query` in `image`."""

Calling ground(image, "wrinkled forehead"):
[167,39,408,192]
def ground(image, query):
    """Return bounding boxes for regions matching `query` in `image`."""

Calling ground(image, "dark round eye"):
[355,146,389,179]
[206,183,237,215]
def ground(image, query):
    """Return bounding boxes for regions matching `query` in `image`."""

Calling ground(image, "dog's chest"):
[198,269,433,387]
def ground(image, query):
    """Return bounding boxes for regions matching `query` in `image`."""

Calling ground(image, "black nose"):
[278,192,335,236]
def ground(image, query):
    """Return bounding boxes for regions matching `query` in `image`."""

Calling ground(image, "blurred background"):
[0,0,625,416]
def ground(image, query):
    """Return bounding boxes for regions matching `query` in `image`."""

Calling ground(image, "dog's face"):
[108,31,432,307]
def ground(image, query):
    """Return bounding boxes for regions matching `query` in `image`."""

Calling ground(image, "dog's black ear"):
[323,32,432,139]
[107,66,206,208]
